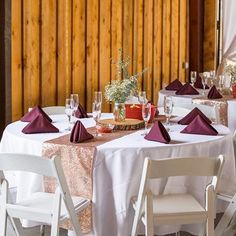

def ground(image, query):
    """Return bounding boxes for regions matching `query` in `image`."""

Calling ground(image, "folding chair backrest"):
[42,106,65,115]
[0,153,57,177]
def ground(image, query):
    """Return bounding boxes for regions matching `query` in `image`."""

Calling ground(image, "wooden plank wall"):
[11,0,189,121]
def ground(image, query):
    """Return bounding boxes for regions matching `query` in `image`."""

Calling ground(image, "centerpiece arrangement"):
[105,49,146,121]
[224,62,236,98]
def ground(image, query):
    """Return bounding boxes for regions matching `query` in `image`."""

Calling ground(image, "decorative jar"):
[113,103,126,122]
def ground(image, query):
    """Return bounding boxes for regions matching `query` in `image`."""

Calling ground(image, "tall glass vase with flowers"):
[105,49,146,122]
[224,63,236,98]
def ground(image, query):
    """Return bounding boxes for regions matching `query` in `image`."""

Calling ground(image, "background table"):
[0,114,236,236]
[158,89,236,133]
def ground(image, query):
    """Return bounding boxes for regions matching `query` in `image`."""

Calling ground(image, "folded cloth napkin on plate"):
[180,114,218,135]
[70,120,93,143]
[175,83,199,95]
[21,105,52,122]
[165,79,183,91]
[178,107,212,125]
[194,77,209,89]
[207,85,223,99]
[22,114,59,134]
[144,121,171,144]
[75,104,89,118]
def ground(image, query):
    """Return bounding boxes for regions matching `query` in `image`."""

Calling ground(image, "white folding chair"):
[42,106,65,115]
[0,153,90,236]
[215,131,236,236]
[131,155,224,236]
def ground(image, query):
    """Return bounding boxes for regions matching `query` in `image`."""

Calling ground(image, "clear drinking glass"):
[65,98,73,131]
[219,75,225,92]
[70,94,79,123]
[164,96,173,126]
[210,70,216,86]
[190,71,197,87]
[92,102,102,137]
[138,91,147,104]
[142,103,151,135]
[94,91,102,104]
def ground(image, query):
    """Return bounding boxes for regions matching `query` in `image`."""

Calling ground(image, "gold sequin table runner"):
[192,95,233,126]
[42,127,134,233]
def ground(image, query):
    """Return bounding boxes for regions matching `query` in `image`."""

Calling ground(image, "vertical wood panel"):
[57,0,72,105]
[133,0,144,90]
[123,0,133,75]
[86,0,99,111]
[72,0,86,106]
[111,0,123,81]
[179,0,188,82]
[11,0,190,119]
[143,0,153,101]
[170,0,179,80]
[41,0,57,107]
[11,0,22,120]
[99,0,111,112]
[153,0,162,105]
[162,0,171,86]
[23,0,40,112]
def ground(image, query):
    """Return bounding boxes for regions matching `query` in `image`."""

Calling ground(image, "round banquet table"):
[158,89,236,133]
[0,114,236,236]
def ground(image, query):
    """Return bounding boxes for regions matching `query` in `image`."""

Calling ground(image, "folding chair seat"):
[0,153,90,236]
[131,155,224,236]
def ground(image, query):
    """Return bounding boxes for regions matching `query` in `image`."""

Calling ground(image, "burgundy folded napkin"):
[194,77,209,89]
[144,121,171,144]
[175,83,199,95]
[22,114,59,134]
[165,79,183,91]
[75,104,89,118]
[70,120,93,143]
[180,115,218,135]
[21,106,52,123]
[207,85,223,99]
[178,107,211,125]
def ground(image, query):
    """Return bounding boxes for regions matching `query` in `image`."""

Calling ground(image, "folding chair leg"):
[0,180,8,236]
[40,225,45,236]
[51,189,61,236]
[215,194,236,236]
[145,192,154,236]
[9,217,26,236]
[199,223,205,236]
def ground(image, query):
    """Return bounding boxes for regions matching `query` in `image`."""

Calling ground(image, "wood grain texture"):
[72,0,86,107]
[41,0,57,107]
[99,0,111,112]
[11,0,191,120]
[57,0,72,105]
[23,0,40,112]
[86,0,99,111]
[11,0,22,121]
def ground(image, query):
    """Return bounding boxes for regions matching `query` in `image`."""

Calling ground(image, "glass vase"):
[113,103,126,122]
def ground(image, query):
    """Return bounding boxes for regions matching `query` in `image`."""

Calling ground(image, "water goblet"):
[92,102,102,137]
[218,75,225,92]
[190,71,197,87]
[70,94,79,123]
[138,91,147,104]
[164,96,173,126]
[94,91,102,104]
[65,98,73,131]
[209,70,215,86]
[142,103,151,135]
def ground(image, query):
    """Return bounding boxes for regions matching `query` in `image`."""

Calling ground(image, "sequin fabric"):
[193,96,232,126]
[42,127,134,233]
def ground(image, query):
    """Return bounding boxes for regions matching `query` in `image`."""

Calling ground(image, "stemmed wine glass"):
[70,94,79,123]
[92,102,102,137]
[94,91,102,104]
[138,91,148,104]
[65,98,73,131]
[210,70,215,86]
[218,75,225,92]
[164,96,173,126]
[142,103,151,135]
[190,71,197,87]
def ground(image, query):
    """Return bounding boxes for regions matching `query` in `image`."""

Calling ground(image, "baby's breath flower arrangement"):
[105,49,146,103]
[105,49,146,121]
[225,64,236,84]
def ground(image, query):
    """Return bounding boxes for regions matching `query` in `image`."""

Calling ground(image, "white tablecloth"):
[0,114,236,236]
[158,89,236,133]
